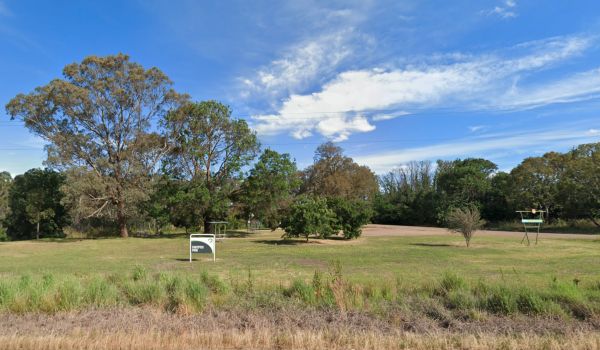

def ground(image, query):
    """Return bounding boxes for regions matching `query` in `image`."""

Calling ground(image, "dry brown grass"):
[1,307,599,350]
[2,329,600,350]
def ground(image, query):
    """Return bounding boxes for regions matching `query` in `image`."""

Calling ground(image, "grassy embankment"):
[1,228,600,349]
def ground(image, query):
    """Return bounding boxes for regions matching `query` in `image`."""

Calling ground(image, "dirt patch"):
[362,224,599,240]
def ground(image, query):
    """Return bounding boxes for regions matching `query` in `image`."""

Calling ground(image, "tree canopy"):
[5,169,69,240]
[6,54,187,237]
[163,100,260,231]
[241,149,301,230]
[301,142,378,201]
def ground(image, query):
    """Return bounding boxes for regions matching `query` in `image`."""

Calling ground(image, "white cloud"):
[251,34,592,141]
[488,0,517,19]
[354,128,600,173]
[496,67,600,109]
[241,29,356,99]
[372,111,410,121]
[468,125,486,132]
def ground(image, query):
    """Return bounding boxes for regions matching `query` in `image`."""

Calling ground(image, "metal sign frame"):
[516,210,546,246]
[189,234,216,262]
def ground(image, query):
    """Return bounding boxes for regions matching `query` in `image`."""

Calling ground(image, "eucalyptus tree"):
[301,142,378,201]
[164,100,260,232]
[241,149,301,230]
[6,54,187,237]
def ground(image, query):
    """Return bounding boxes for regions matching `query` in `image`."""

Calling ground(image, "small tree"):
[281,196,336,241]
[6,169,69,240]
[446,207,485,247]
[327,197,372,239]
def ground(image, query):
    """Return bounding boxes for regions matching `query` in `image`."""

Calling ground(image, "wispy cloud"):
[487,0,517,19]
[468,125,486,132]
[354,128,600,173]
[251,34,593,141]
[496,67,600,109]
[240,28,362,100]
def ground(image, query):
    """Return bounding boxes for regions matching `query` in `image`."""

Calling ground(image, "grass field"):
[1,225,600,349]
[1,226,599,287]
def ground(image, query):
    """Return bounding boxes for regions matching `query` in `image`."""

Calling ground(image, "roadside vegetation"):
[1,266,599,322]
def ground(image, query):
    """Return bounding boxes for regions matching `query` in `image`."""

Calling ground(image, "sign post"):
[189,234,216,262]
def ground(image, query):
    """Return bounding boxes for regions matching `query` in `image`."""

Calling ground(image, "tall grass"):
[0,267,599,321]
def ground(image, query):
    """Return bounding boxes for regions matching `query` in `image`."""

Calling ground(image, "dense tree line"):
[1,54,598,240]
[373,143,600,227]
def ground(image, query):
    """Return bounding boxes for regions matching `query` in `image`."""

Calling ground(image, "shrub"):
[327,198,372,239]
[281,195,336,241]
[446,207,485,247]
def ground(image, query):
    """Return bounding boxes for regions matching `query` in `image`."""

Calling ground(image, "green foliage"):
[164,100,260,232]
[6,54,187,237]
[6,168,69,240]
[0,171,11,234]
[327,197,372,239]
[373,161,438,226]
[560,143,600,227]
[241,149,301,230]
[281,196,336,241]
[301,142,378,201]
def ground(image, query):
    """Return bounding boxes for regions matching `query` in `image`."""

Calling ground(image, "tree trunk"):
[117,200,128,238]
[204,220,211,234]
[36,221,40,240]
[590,215,600,228]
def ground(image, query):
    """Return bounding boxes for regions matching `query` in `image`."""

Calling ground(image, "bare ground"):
[1,307,599,349]
[361,224,599,240]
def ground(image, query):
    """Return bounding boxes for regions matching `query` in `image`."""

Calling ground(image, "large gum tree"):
[6,54,186,237]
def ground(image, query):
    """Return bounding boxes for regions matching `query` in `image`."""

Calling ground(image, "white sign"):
[189,234,215,262]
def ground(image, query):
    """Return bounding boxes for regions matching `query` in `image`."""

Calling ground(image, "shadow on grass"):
[253,239,323,246]
[410,243,453,247]
[175,258,199,262]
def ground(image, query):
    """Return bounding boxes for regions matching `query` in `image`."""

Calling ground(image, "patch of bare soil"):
[362,224,598,240]
[1,307,599,349]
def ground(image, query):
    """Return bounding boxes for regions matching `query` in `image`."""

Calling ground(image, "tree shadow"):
[253,239,322,246]
[410,243,453,247]
[133,232,189,239]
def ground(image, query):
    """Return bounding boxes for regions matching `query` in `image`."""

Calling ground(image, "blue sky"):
[1,0,600,175]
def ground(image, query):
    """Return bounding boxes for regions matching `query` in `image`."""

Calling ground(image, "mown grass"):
[1,228,599,289]
[0,266,599,322]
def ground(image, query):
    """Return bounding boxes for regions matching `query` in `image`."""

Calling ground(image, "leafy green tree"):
[373,161,438,225]
[509,152,565,217]
[6,169,69,240]
[281,196,336,241]
[481,172,515,222]
[164,100,260,232]
[241,149,301,230]
[435,158,497,222]
[6,54,186,237]
[301,142,378,201]
[560,143,600,226]
[0,172,11,241]
[327,197,372,239]
[435,158,497,206]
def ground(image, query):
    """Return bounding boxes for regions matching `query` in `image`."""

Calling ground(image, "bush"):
[327,198,372,239]
[281,195,336,241]
[446,207,485,247]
